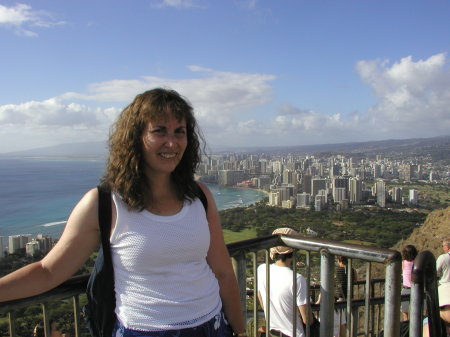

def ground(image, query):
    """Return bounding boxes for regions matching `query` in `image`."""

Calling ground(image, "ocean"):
[0,158,267,238]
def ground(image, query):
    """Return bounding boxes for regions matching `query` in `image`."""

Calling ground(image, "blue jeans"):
[112,311,233,337]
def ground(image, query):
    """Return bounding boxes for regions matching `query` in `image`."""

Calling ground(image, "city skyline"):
[1,1,450,153]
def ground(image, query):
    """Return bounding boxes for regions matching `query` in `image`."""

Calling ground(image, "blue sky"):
[0,0,449,153]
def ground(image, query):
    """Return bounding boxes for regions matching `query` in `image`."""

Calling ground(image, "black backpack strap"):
[96,184,115,337]
[97,184,112,251]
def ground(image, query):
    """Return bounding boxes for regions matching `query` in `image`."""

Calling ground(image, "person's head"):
[442,238,450,253]
[402,244,418,261]
[337,255,348,266]
[103,88,203,209]
[272,251,294,262]
[270,227,299,262]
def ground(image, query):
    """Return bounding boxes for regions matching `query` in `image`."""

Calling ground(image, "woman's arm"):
[0,188,101,302]
[199,182,247,336]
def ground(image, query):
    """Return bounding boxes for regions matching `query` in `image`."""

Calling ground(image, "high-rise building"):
[376,179,386,208]
[349,177,362,204]
[315,194,326,211]
[296,193,311,208]
[300,174,312,194]
[333,187,347,203]
[281,199,295,209]
[26,240,41,257]
[392,187,403,203]
[329,164,341,178]
[409,189,419,205]
[282,169,294,185]
[218,170,245,186]
[268,191,281,206]
[332,177,349,200]
[373,164,382,179]
[8,234,32,254]
[311,178,327,198]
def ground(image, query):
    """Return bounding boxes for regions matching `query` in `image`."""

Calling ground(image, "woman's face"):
[141,112,188,178]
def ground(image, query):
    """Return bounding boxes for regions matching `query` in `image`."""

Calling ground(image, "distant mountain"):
[0,141,108,159]
[212,135,450,159]
[1,135,449,159]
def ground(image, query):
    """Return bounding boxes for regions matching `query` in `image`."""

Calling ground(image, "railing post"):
[347,258,354,337]
[73,295,81,337]
[8,311,16,337]
[411,250,441,337]
[383,258,401,337]
[364,262,371,337]
[265,249,271,335]
[319,248,335,337]
[232,252,247,321]
[409,280,424,337]
[42,302,50,337]
[292,251,297,337]
[305,251,311,337]
[252,252,258,337]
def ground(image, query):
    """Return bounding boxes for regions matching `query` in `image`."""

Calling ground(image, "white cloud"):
[0,98,119,151]
[0,98,115,127]
[0,3,65,36]
[235,52,450,145]
[356,53,450,135]
[0,67,275,152]
[59,66,275,131]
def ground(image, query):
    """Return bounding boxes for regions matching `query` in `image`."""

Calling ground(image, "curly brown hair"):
[101,88,204,210]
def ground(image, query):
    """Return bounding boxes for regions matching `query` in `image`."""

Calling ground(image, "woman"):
[401,244,417,321]
[0,89,247,337]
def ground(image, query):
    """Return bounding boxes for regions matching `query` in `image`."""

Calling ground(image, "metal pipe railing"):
[229,234,402,337]
[410,250,442,337]
[0,275,88,337]
[2,234,407,337]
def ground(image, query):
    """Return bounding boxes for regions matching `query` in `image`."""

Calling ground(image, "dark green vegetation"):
[219,202,427,248]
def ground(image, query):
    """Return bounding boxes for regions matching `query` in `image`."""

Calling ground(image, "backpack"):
[85,184,208,337]
[85,184,115,337]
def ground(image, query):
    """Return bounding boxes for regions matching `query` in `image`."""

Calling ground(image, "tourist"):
[257,227,318,337]
[0,88,247,337]
[437,238,450,285]
[401,244,418,321]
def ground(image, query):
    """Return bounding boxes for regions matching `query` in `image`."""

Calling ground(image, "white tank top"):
[110,192,222,331]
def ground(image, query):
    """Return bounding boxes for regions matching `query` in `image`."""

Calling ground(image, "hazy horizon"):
[1,134,449,158]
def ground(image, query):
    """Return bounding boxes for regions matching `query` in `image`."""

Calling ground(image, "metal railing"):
[228,234,402,337]
[0,274,88,337]
[410,250,442,337]
[0,234,442,337]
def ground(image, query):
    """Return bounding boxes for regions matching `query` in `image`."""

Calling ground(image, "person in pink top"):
[401,244,418,321]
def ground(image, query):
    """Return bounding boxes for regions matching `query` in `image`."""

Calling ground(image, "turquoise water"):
[0,158,266,238]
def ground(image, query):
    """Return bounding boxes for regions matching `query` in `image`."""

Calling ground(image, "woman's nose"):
[164,133,177,147]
